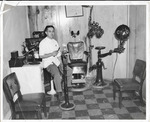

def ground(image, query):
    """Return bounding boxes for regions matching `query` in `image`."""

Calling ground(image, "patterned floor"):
[43,80,146,120]
[19,79,146,120]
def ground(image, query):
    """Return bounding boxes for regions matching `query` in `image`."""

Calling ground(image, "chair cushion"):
[114,78,140,91]
[69,61,87,67]
[15,93,45,111]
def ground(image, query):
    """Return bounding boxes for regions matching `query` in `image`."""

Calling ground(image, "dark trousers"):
[46,63,72,92]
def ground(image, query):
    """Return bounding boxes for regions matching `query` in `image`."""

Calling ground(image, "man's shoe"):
[57,92,63,101]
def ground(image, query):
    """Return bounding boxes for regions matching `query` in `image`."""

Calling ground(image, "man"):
[39,25,72,101]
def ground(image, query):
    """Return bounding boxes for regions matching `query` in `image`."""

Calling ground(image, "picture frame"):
[65,5,84,17]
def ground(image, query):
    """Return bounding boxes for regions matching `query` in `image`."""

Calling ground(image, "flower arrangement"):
[87,21,104,39]
[21,42,28,55]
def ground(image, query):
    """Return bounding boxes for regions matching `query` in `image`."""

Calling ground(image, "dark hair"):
[44,25,55,33]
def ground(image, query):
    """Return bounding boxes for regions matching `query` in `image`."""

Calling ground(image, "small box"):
[9,56,25,68]
[11,51,18,59]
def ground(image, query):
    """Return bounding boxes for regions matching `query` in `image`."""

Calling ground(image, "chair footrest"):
[72,79,86,84]
[44,83,50,87]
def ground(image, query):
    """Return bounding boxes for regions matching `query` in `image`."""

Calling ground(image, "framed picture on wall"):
[65,6,83,17]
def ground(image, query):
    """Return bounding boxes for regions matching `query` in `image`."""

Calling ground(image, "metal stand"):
[47,79,56,95]
[93,46,112,89]
[60,52,75,110]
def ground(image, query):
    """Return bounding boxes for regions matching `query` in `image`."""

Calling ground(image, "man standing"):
[39,25,72,101]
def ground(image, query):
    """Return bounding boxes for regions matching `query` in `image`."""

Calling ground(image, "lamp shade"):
[114,24,130,41]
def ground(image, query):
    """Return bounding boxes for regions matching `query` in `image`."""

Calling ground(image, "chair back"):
[67,41,85,61]
[133,59,146,82]
[3,72,21,103]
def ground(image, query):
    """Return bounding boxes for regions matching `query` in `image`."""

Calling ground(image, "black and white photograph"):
[0,1,149,121]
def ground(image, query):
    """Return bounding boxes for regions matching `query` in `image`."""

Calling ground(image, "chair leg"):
[43,97,47,117]
[37,110,42,119]
[113,83,116,100]
[119,91,122,108]
[113,87,116,100]
[12,112,17,119]
[18,112,26,119]
[139,89,144,104]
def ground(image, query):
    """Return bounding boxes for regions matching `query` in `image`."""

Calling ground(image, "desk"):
[11,63,44,95]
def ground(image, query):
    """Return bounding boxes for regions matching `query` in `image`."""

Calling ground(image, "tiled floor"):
[43,80,146,120]
[20,79,146,120]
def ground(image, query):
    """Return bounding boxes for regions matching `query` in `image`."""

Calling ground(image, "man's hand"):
[40,48,60,59]
[52,50,58,57]
[52,48,60,57]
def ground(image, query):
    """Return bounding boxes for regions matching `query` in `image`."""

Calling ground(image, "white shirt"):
[39,37,61,68]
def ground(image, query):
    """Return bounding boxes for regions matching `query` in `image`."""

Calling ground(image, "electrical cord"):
[112,53,118,81]
[17,100,26,119]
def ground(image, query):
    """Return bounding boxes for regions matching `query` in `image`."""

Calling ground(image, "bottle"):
[62,44,67,54]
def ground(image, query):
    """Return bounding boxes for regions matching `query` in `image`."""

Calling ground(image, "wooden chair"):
[113,59,146,108]
[3,72,47,119]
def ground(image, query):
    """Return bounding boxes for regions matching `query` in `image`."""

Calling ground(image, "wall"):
[3,6,30,119]
[129,5,146,100]
[28,5,129,79]
[91,5,128,79]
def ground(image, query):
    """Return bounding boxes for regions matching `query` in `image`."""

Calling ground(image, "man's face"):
[45,27,54,39]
